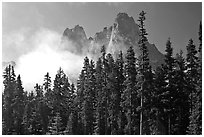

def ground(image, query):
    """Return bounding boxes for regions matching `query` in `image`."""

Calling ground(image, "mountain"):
[62,25,89,55]
[62,12,165,69]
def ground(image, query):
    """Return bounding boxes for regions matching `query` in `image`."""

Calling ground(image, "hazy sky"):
[3,2,202,61]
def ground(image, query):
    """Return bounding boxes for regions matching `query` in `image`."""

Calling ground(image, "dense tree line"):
[2,11,202,135]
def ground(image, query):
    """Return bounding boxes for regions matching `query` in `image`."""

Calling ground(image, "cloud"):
[5,28,85,91]
[3,26,128,91]
[3,28,33,61]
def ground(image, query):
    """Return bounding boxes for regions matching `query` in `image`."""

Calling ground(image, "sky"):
[2,2,202,90]
[3,2,202,59]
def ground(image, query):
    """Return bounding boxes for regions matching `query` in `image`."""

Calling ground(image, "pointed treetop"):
[17,74,22,84]
[139,11,146,17]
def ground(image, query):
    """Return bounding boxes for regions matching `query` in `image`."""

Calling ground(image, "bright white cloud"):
[13,28,84,91]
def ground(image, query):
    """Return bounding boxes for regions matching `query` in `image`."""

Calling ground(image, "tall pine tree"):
[137,10,153,135]
[13,75,25,134]
[121,46,138,134]
[115,51,126,134]
[81,57,95,135]
[3,65,16,134]
[174,51,189,134]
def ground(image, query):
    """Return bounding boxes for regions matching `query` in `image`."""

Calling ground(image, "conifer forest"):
[2,11,202,135]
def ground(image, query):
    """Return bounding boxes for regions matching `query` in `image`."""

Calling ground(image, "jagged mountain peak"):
[116,12,134,23]
[114,12,140,43]
[73,25,85,34]
[63,25,87,40]
[61,25,88,54]
[93,26,112,43]
[61,12,164,68]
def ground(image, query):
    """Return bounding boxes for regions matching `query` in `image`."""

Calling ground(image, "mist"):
[3,27,129,91]
[4,28,86,91]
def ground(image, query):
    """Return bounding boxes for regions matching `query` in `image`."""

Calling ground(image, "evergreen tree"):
[81,57,95,134]
[22,91,35,134]
[163,38,177,135]
[101,45,110,134]
[69,83,76,113]
[42,72,52,133]
[94,57,106,134]
[106,53,119,134]
[43,72,52,104]
[94,46,110,134]
[121,46,138,134]
[76,70,85,134]
[185,39,199,135]
[13,75,25,134]
[186,39,198,113]
[2,65,16,134]
[186,38,202,134]
[115,51,126,134]
[43,72,52,93]
[153,65,168,135]
[64,83,78,135]
[31,84,44,134]
[196,21,202,135]
[174,51,189,134]
[52,67,71,129]
[137,10,153,135]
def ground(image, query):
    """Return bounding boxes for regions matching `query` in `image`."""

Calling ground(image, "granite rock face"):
[61,12,164,69]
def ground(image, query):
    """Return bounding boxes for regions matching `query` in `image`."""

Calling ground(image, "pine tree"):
[81,56,95,134]
[153,65,168,135]
[88,60,97,133]
[31,84,44,134]
[115,51,126,134]
[94,57,106,134]
[186,39,198,113]
[13,75,25,134]
[121,46,138,134]
[174,51,189,134]
[101,45,110,134]
[2,65,16,134]
[42,72,52,133]
[187,27,202,135]
[94,46,110,134]
[43,72,52,103]
[64,83,78,135]
[69,83,76,113]
[186,39,198,135]
[163,38,177,135]
[137,10,153,135]
[106,53,119,134]
[76,70,85,134]
[196,21,202,135]
[22,85,44,135]
[22,91,35,134]
[52,68,71,129]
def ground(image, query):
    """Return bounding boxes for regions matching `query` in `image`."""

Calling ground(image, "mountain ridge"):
[62,12,165,69]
